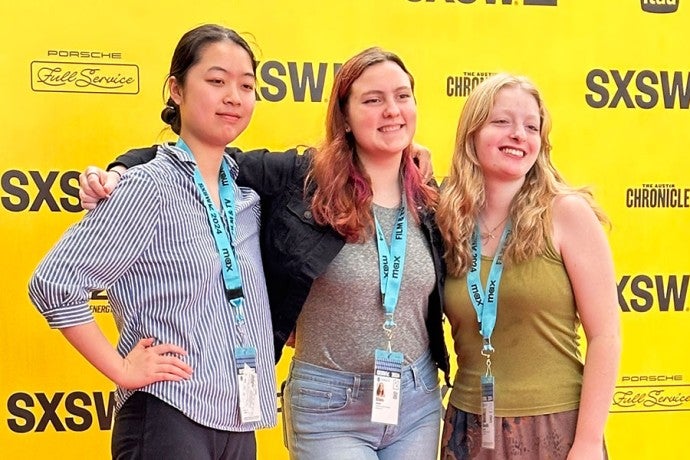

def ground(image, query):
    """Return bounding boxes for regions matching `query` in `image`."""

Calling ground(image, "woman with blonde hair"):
[437,73,620,459]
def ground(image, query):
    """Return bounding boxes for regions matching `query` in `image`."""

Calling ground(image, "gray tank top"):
[294,204,435,372]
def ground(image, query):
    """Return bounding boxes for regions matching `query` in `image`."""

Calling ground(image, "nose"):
[510,124,526,141]
[383,97,401,118]
[224,84,241,105]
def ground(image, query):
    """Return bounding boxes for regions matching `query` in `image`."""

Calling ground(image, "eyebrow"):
[491,108,539,119]
[360,86,412,96]
[207,66,255,78]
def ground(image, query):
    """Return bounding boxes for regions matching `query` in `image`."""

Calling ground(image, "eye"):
[398,92,412,100]
[527,124,540,133]
[364,97,381,104]
[242,83,255,91]
[208,78,224,85]
[492,118,509,125]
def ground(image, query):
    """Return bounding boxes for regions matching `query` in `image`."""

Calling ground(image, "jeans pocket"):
[287,379,350,413]
[419,368,441,394]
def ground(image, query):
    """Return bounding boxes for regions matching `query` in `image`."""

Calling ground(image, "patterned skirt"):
[440,405,608,460]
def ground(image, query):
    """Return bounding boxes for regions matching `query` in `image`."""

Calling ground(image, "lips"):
[378,124,404,132]
[500,147,525,157]
[217,112,241,122]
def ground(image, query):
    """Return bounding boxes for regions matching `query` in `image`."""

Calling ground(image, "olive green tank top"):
[445,240,583,416]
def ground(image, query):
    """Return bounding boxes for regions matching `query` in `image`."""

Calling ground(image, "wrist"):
[108,166,126,178]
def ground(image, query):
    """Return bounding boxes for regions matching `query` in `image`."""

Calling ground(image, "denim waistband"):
[289,350,436,393]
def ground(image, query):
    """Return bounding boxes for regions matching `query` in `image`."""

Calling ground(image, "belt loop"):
[353,374,361,399]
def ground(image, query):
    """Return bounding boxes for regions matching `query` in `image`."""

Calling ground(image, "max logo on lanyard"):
[180,138,261,424]
[372,199,408,426]
[467,220,511,449]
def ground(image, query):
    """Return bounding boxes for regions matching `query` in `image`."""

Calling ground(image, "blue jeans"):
[283,351,442,460]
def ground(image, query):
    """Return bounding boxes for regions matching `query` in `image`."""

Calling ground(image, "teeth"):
[379,125,402,132]
[501,147,524,157]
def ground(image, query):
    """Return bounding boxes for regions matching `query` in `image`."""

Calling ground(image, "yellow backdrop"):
[2,1,688,458]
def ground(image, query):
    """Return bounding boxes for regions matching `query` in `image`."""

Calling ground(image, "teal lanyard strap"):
[374,196,408,331]
[179,139,247,338]
[466,220,511,354]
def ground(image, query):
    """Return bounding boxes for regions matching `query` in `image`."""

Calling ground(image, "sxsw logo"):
[618,274,688,313]
[256,61,341,103]
[585,69,690,109]
[641,0,679,13]
[7,391,115,433]
[2,169,81,212]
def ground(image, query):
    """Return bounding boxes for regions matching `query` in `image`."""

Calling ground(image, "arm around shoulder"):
[233,147,309,195]
[107,144,159,170]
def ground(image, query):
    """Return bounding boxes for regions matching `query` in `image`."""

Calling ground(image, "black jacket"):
[112,146,451,383]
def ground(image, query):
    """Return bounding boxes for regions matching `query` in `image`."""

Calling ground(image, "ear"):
[169,76,183,105]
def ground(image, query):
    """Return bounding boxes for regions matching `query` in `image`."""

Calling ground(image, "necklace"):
[478,215,509,242]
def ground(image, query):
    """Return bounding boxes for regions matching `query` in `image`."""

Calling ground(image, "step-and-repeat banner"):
[1,1,688,458]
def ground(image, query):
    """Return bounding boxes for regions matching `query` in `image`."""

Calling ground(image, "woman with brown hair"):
[80,47,450,459]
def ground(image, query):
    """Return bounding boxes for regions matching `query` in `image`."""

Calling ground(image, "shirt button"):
[303,210,312,219]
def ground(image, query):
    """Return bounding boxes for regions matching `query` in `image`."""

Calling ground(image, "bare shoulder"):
[553,193,598,223]
[552,193,600,252]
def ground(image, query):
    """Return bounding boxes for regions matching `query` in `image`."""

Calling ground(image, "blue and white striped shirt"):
[29,144,276,431]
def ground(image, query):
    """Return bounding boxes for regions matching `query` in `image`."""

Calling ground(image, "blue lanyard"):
[374,196,408,329]
[177,139,246,329]
[466,220,511,355]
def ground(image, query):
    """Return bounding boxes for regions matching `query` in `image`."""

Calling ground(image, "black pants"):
[112,391,256,460]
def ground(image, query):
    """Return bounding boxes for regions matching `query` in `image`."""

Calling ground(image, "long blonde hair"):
[437,73,608,277]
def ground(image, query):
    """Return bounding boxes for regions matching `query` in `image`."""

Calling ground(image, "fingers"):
[411,145,434,184]
[423,166,434,184]
[118,338,195,389]
[149,342,193,374]
[154,356,194,378]
[103,172,121,194]
[414,157,433,184]
[284,330,296,348]
[80,167,109,195]
[79,189,100,210]
[78,167,112,210]
[137,337,156,348]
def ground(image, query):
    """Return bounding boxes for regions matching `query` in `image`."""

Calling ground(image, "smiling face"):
[474,85,542,184]
[344,60,416,161]
[170,39,256,149]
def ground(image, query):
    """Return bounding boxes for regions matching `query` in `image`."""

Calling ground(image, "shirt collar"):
[161,139,239,180]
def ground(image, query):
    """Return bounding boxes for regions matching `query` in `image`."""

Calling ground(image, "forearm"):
[110,165,127,176]
[234,148,304,194]
[573,332,622,444]
[60,322,125,385]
